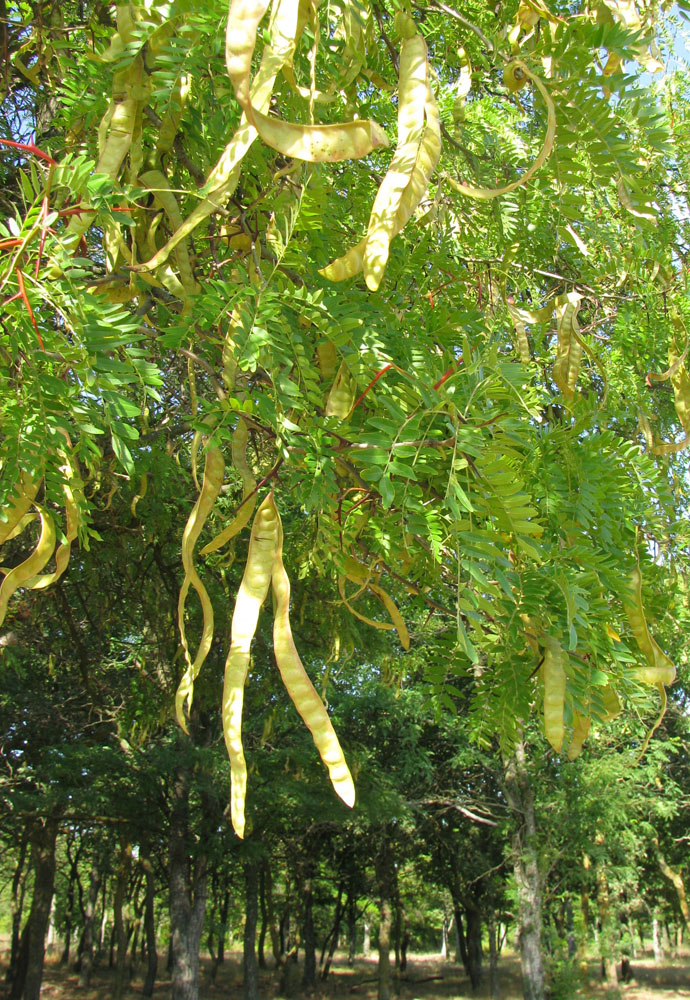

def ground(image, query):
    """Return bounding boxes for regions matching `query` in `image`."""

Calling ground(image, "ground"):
[8,948,689,999]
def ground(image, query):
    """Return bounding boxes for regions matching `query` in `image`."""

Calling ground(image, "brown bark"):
[169,760,208,1000]
[9,816,60,1000]
[113,839,133,1000]
[656,844,690,926]
[78,852,102,988]
[375,841,395,1000]
[503,742,546,1000]
[243,859,260,1000]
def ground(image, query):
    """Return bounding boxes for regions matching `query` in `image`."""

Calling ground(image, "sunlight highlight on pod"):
[220,494,355,838]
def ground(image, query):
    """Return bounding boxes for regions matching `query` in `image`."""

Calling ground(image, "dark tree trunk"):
[452,898,469,973]
[302,870,316,989]
[6,827,29,986]
[375,841,395,1000]
[465,897,483,991]
[78,853,102,988]
[503,742,546,1000]
[9,816,60,1000]
[488,912,499,999]
[218,889,230,965]
[142,856,158,997]
[258,864,268,970]
[262,862,281,966]
[244,859,260,1000]
[169,761,208,1000]
[595,846,618,991]
[320,884,345,980]
[114,839,133,1000]
[347,889,357,966]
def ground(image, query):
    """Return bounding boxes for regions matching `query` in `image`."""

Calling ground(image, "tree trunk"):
[565,897,577,960]
[6,828,29,986]
[114,839,133,1000]
[142,855,158,997]
[320,884,345,980]
[9,816,60,1000]
[489,912,499,1000]
[78,853,102,988]
[375,842,395,1000]
[169,760,208,1000]
[363,920,371,957]
[656,845,690,926]
[595,847,618,992]
[258,864,268,970]
[348,890,357,966]
[451,896,469,973]
[263,862,281,966]
[302,869,316,989]
[243,859,260,1000]
[465,898,483,991]
[503,742,546,1000]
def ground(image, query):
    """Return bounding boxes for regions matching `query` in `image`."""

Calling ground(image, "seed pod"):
[542,637,566,754]
[0,508,56,627]
[364,31,428,291]
[504,61,528,92]
[447,61,555,200]
[28,479,79,590]
[623,563,675,687]
[0,471,41,546]
[272,509,355,807]
[201,418,257,554]
[325,361,356,419]
[553,292,583,401]
[176,447,226,732]
[222,493,281,838]
[567,710,591,760]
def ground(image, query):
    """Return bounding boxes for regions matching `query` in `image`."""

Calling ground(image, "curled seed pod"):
[0,507,56,626]
[176,447,226,732]
[447,61,555,200]
[623,562,676,687]
[271,508,355,807]
[201,418,257,554]
[28,475,79,591]
[541,637,566,754]
[0,471,41,546]
[504,61,528,92]
[222,493,281,838]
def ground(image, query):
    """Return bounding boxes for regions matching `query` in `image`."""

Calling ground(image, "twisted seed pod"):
[325,361,356,419]
[0,508,56,626]
[363,31,428,291]
[201,418,257,554]
[176,447,226,732]
[446,61,555,200]
[272,508,355,808]
[567,710,591,761]
[0,471,41,546]
[623,563,676,687]
[222,493,281,838]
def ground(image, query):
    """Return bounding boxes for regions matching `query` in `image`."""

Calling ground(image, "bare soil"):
[9,949,689,1000]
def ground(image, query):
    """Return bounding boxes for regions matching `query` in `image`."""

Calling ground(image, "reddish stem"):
[351,363,393,411]
[35,195,50,277]
[15,268,44,349]
[0,138,57,166]
[433,356,464,391]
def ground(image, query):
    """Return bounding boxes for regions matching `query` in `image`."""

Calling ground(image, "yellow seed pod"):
[394,11,417,40]
[271,507,355,807]
[504,61,528,92]
[176,447,226,732]
[316,340,339,379]
[0,471,41,546]
[541,637,566,754]
[0,508,56,627]
[201,417,257,554]
[567,710,591,761]
[325,361,356,419]
[363,30,428,291]
[623,563,676,687]
[222,493,281,838]
[553,292,583,401]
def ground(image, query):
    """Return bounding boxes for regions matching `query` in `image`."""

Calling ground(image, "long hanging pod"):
[175,447,226,731]
[222,493,281,838]
[271,504,355,808]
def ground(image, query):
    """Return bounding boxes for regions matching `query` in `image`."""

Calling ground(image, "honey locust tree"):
[3,1,690,998]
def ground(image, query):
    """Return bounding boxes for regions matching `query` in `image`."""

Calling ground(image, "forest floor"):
[11,947,690,999]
